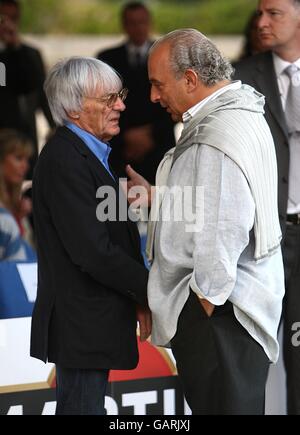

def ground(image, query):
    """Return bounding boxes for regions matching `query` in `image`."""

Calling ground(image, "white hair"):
[150,28,234,86]
[44,56,122,126]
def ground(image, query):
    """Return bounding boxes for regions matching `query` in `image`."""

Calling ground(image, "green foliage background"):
[20,0,256,35]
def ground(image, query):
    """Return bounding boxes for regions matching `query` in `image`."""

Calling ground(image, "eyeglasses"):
[84,88,129,108]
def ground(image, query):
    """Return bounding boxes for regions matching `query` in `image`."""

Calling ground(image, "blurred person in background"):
[0,0,55,178]
[97,1,175,184]
[0,128,34,260]
[234,0,300,414]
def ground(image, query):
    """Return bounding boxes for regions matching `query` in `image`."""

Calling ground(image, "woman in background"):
[0,128,34,260]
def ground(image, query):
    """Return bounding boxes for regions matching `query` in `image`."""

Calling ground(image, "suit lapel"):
[85,147,117,189]
[254,53,289,140]
[87,151,141,253]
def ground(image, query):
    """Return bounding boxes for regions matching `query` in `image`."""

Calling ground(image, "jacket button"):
[282,177,288,184]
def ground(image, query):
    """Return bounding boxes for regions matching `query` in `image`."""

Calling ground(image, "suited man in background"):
[0,0,55,178]
[0,1,36,135]
[30,57,151,415]
[97,1,175,184]
[234,0,300,414]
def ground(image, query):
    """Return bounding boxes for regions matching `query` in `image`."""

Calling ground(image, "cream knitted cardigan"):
[146,85,282,263]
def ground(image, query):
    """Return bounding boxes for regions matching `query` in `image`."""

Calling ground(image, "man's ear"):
[184,69,198,92]
[68,111,80,120]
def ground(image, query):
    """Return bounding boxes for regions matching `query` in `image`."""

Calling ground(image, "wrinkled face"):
[75,88,126,142]
[2,151,30,185]
[148,43,188,122]
[123,7,151,46]
[257,0,300,51]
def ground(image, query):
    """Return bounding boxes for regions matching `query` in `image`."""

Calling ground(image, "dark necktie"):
[134,50,143,68]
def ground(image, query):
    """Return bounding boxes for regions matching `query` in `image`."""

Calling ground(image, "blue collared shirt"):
[65,122,115,179]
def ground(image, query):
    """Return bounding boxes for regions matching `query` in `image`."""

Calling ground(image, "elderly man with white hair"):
[30,57,151,415]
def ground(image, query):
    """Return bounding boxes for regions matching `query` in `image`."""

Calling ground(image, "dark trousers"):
[55,366,109,415]
[171,292,269,415]
[282,224,300,415]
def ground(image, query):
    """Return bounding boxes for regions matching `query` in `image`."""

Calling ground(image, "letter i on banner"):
[0,62,6,86]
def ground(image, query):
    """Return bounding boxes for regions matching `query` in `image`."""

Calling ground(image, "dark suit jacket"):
[0,44,37,132]
[18,44,55,146]
[97,42,175,184]
[234,51,289,231]
[30,127,148,370]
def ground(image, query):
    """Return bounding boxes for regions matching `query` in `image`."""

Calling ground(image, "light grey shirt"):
[148,93,284,362]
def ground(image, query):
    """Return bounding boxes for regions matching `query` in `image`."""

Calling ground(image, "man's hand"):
[137,305,152,342]
[121,164,154,207]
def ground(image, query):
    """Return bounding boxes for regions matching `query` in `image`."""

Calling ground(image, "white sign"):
[17,263,38,302]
